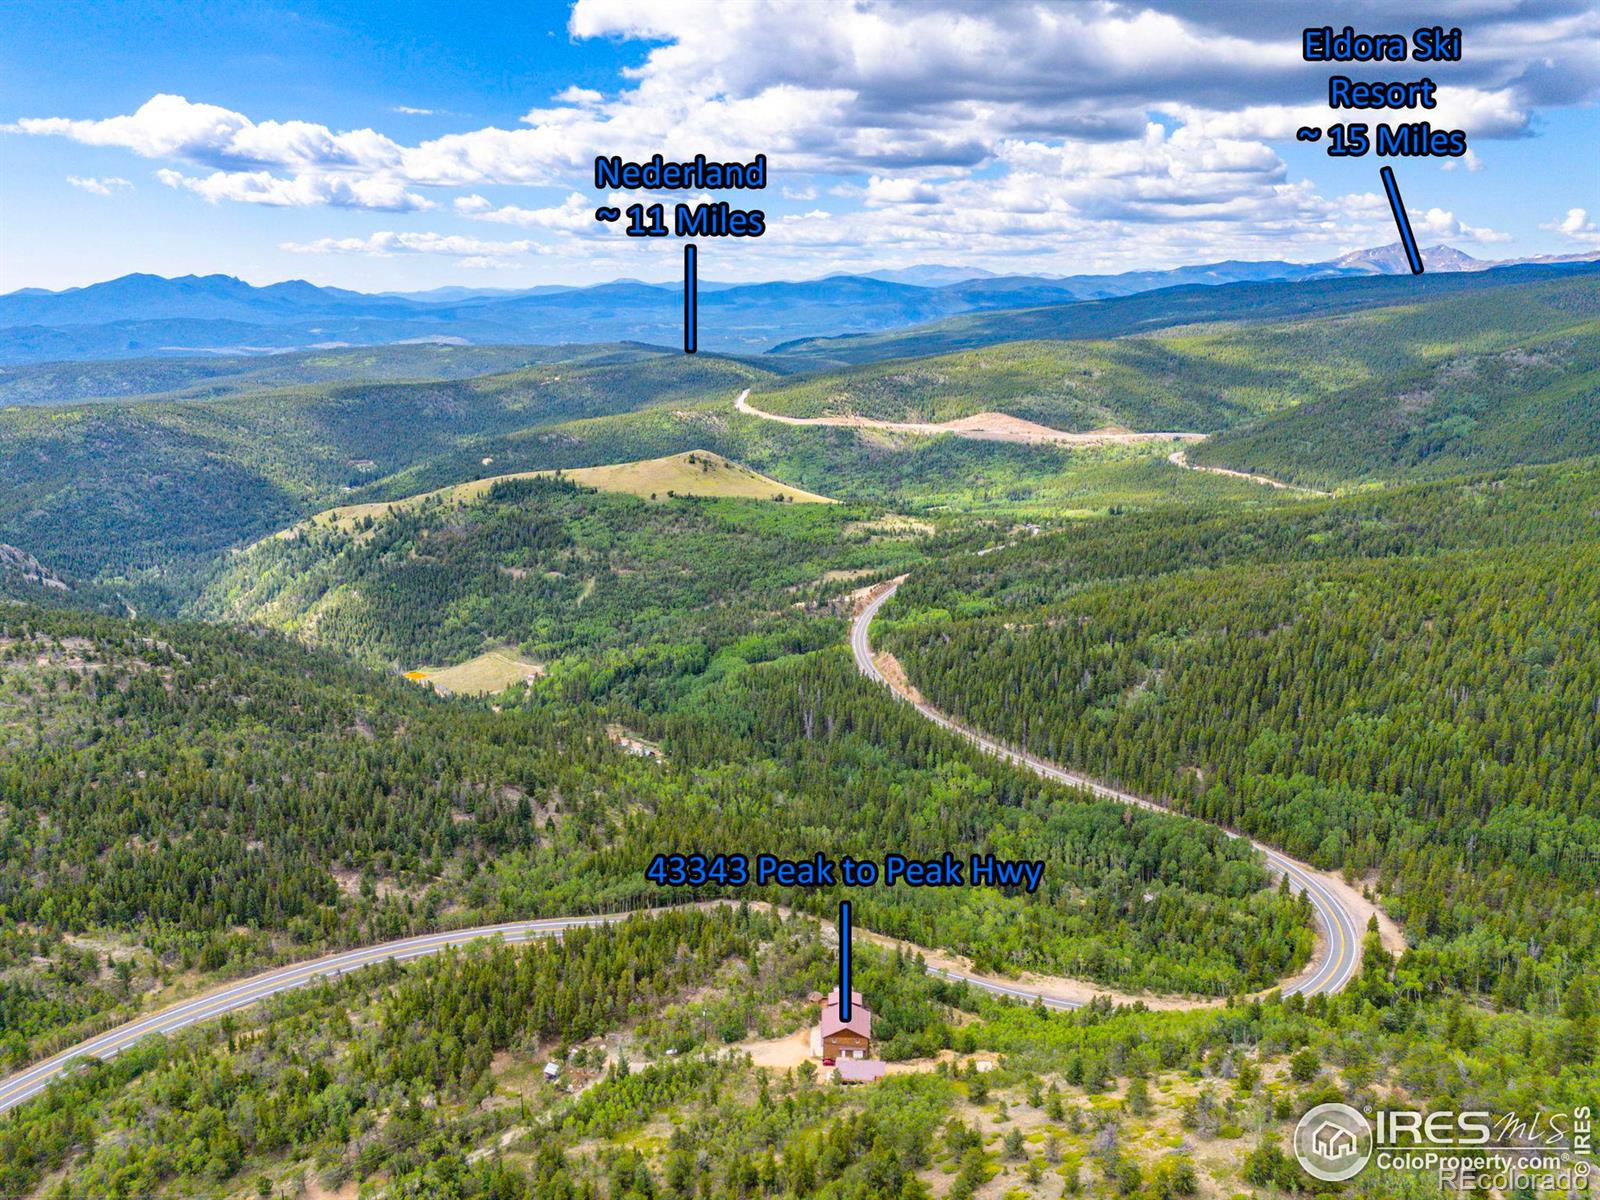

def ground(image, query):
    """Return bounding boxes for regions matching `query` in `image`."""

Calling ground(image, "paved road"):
[0,892,1103,1115]
[0,582,1365,1115]
[0,915,627,1115]
[851,579,1362,1002]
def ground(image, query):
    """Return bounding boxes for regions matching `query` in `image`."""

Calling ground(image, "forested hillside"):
[13,270,1596,614]
[0,352,770,596]
[652,648,1310,993]
[1192,318,1600,487]
[4,901,1591,1199]
[755,275,1600,439]
[199,477,921,694]
[881,458,1600,1007]
[0,601,649,1065]
[7,260,1600,1199]
[383,399,1270,525]
[0,597,1310,1073]
[13,1,1600,1189]
[769,261,1599,369]
[0,343,613,406]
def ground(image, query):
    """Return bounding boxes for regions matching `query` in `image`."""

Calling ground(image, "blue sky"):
[2,0,1597,292]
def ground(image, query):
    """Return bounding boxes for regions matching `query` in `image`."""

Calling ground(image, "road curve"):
[0,893,1104,1115]
[1167,448,1331,496]
[735,388,1204,447]
[0,585,1370,1115]
[851,579,1365,1002]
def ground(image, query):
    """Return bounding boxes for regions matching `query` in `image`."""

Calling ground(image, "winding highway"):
[0,580,1376,1115]
[0,916,633,1115]
[851,578,1367,1002]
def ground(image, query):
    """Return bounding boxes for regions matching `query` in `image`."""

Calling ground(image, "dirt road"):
[736,388,1204,447]
[1167,448,1331,494]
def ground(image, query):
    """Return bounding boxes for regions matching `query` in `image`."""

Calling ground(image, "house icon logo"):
[1294,1102,1373,1181]
[1313,1122,1356,1158]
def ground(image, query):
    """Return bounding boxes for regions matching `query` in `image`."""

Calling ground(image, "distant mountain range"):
[1330,244,1600,274]
[3,245,1594,365]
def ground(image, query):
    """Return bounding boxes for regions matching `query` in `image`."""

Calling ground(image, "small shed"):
[835,1059,888,1085]
[543,1061,561,1081]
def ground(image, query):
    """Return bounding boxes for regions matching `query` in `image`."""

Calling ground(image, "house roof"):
[835,1059,888,1083]
[820,1001,871,1041]
[825,987,864,1008]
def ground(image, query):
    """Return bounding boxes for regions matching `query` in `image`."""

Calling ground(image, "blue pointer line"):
[1379,166,1424,275]
[683,242,699,353]
[839,900,852,1020]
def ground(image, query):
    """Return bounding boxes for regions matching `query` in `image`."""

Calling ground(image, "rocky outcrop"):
[0,544,69,592]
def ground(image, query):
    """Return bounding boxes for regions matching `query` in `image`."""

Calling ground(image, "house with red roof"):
[817,986,872,1060]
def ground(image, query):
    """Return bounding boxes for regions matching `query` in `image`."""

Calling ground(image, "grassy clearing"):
[296,450,832,537]
[549,451,833,503]
[404,648,545,697]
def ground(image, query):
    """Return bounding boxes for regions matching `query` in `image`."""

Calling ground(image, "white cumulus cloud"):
[67,175,132,195]
[6,1,1591,266]
[157,167,432,211]
[16,93,404,173]
[452,191,592,229]
[1542,207,1600,245]
[1411,207,1512,244]
[280,231,545,259]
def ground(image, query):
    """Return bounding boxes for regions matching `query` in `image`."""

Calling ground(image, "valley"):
[0,562,1400,1119]
[6,8,1598,1193]
[0,263,1596,1199]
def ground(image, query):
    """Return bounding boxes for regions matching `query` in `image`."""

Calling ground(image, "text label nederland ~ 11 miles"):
[591,152,769,352]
